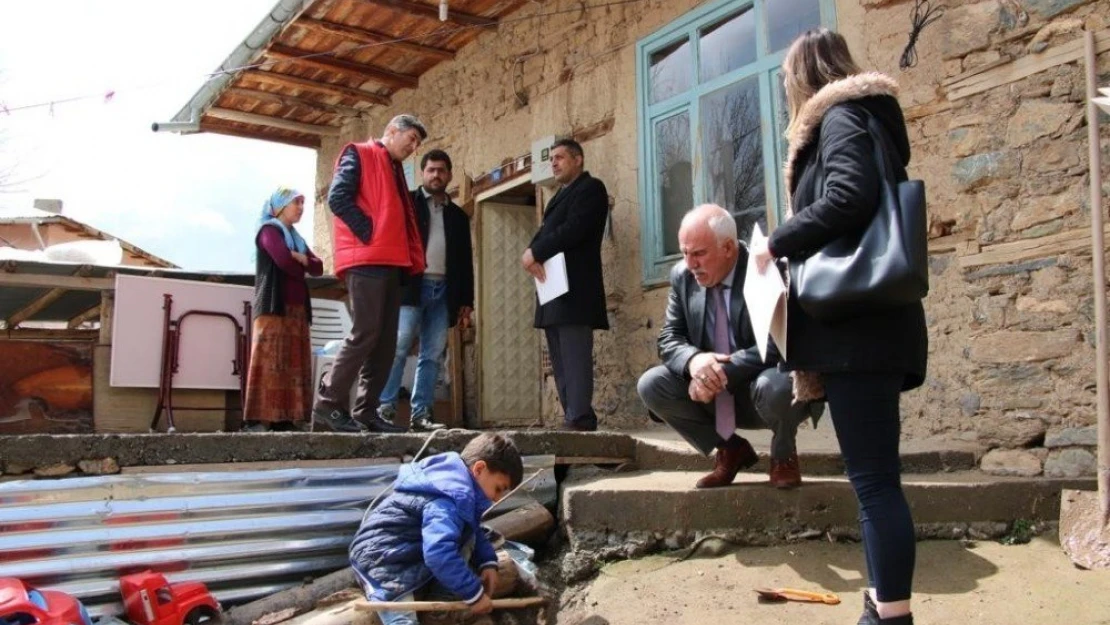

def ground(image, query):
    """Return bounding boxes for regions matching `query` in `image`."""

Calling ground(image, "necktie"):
[712,286,735,440]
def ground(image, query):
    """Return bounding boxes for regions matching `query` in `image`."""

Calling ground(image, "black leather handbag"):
[788,113,928,321]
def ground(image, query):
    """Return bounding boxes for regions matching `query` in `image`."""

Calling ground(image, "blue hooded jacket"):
[349,452,499,603]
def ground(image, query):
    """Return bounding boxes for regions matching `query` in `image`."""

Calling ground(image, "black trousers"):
[824,371,915,602]
[543,325,595,426]
[315,269,402,424]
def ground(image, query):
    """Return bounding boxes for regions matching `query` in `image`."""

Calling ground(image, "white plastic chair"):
[310,298,358,407]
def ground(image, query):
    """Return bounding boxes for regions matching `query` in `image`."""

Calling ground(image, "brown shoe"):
[769,453,802,489]
[695,437,758,489]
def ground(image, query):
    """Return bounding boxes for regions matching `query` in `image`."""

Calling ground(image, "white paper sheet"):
[535,252,570,305]
[742,224,788,361]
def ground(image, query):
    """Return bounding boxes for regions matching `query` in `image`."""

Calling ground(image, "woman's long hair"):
[783,28,861,136]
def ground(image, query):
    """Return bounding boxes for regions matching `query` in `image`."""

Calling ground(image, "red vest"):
[332,141,425,278]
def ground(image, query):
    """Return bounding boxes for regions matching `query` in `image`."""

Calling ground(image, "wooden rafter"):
[0,270,113,291]
[67,304,102,329]
[200,119,323,149]
[267,44,419,90]
[207,107,341,136]
[223,87,368,117]
[363,0,496,28]
[296,17,456,61]
[6,266,92,327]
[244,70,391,105]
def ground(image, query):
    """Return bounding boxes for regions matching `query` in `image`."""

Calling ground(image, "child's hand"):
[470,593,494,615]
[480,568,499,595]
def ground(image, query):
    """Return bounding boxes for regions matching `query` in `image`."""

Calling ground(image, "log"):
[224,569,357,625]
[484,501,555,547]
[353,597,546,613]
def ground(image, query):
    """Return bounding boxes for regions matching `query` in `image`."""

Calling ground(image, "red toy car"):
[0,578,93,625]
[119,572,220,625]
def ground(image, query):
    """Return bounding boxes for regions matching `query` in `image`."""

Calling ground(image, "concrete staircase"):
[559,428,1097,551]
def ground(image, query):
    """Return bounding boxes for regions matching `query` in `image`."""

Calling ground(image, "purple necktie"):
[712,286,735,441]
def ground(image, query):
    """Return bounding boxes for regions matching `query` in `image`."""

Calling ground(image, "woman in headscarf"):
[243,188,323,432]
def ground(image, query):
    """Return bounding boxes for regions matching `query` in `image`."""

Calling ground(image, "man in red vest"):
[313,115,427,433]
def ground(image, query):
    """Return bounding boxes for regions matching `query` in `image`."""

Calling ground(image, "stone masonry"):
[309,0,1109,476]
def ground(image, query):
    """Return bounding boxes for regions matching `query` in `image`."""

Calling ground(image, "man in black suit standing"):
[521,139,609,432]
[637,204,820,489]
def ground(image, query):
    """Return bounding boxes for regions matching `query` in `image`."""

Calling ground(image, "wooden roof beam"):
[267,44,419,90]
[242,70,391,106]
[6,266,92,327]
[363,0,497,28]
[205,108,339,137]
[68,304,102,329]
[200,120,323,149]
[222,87,367,117]
[0,270,113,291]
[296,17,456,61]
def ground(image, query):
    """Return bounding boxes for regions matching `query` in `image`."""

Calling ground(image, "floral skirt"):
[243,305,312,423]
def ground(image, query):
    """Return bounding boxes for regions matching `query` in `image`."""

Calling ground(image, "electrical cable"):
[899,0,944,70]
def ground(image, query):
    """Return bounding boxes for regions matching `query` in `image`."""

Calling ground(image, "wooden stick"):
[353,596,546,613]
[1082,30,1110,526]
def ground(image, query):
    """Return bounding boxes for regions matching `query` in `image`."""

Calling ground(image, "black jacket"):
[768,75,926,389]
[402,189,474,327]
[530,172,609,330]
[658,246,782,403]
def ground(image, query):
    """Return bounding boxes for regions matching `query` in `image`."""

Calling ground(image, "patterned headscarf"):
[259,187,308,253]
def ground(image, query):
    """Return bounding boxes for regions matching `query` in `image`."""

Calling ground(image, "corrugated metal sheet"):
[0,458,555,617]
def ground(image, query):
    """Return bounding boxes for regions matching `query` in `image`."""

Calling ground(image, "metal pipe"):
[1083,29,1109,525]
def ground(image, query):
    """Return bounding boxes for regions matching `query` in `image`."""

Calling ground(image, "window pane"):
[649,38,692,104]
[699,8,757,82]
[701,76,766,242]
[654,113,694,256]
[767,0,822,53]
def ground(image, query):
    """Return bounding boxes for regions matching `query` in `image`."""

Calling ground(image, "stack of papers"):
[535,252,569,305]
[742,224,788,361]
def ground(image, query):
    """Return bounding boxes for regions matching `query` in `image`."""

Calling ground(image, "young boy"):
[350,433,524,625]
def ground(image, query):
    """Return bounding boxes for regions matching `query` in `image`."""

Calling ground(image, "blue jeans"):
[376,593,417,625]
[379,278,450,416]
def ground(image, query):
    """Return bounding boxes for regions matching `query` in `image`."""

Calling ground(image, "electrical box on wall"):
[531,135,558,187]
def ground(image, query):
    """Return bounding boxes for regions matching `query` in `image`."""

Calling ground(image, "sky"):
[0,0,318,272]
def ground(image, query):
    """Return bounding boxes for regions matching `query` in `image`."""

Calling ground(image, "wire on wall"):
[899,0,945,70]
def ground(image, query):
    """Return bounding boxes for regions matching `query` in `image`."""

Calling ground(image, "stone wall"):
[310,0,1109,475]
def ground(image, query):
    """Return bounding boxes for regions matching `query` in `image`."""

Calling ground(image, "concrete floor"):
[563,536,1110,625]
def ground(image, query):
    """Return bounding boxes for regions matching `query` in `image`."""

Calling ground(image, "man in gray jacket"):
[637,204,820,489]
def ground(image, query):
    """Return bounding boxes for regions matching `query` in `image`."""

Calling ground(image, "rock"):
[1006,100,1077,147]
[33,463,76,478]
[1044,448,1097,477]
[953,152,1021,191]
[942,2,1000,59]
[1015,297,1071,314]
[1026,141,1081,174]
[4,463,31,475]
[980,449,1043,477]
[560,551,599,584]
[1011,191,1080,231]
[78,457,120,475]
[959,392,982,417]
[976,412,1048,448]
[949,127,986,158]
[1059,489,1110,569]
[1024,0,1089,19]
[1045,426,1098,448]
[969,330,1081,363]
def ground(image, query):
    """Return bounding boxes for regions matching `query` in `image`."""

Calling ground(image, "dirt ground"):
[558,537,1110,625]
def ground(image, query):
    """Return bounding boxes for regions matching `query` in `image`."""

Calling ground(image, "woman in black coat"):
[752,29,927,625]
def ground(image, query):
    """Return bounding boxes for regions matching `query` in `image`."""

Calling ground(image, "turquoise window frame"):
[635,0,836,286]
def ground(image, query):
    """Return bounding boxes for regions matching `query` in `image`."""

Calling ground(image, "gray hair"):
[387,114,427,140]
[682,204,736,246]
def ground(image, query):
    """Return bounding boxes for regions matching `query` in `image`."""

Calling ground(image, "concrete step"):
[633,436,981,475]
[561,469,1095,549]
